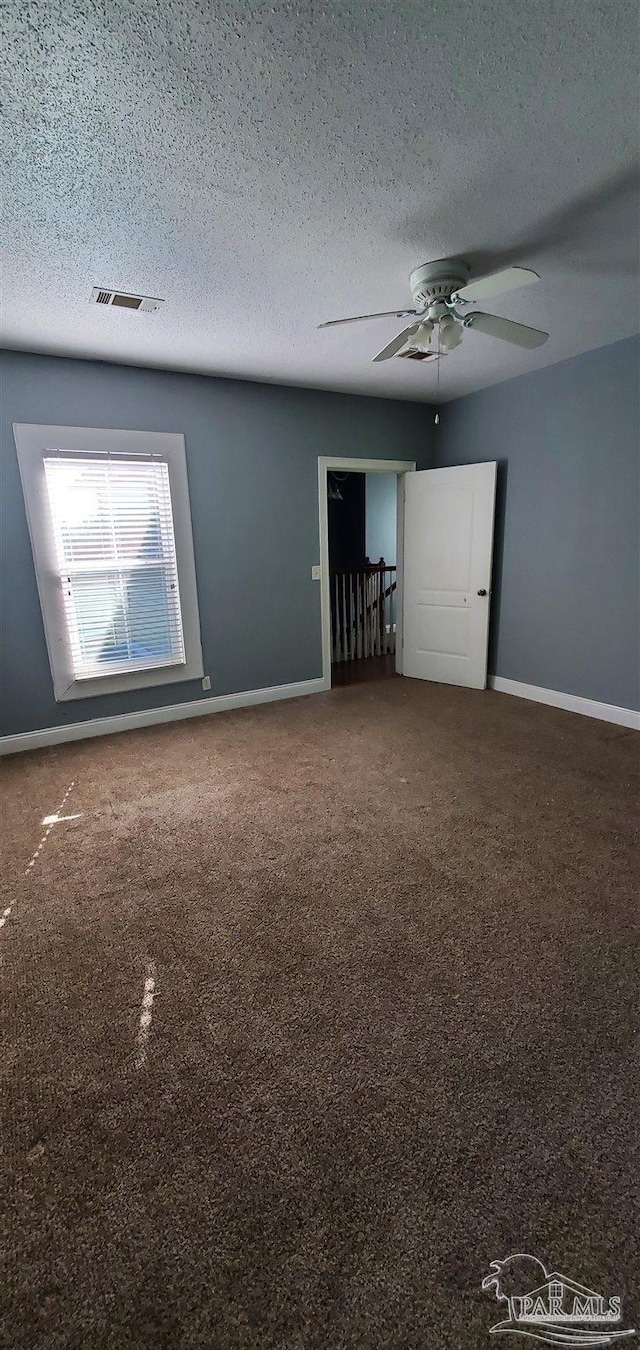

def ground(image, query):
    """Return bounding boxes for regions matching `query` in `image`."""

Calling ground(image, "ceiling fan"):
[318,258,549,362]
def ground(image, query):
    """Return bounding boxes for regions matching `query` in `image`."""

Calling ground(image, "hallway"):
[331,653,398,686]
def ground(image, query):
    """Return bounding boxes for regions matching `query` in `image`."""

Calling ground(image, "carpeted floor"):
[1,679,638,1349]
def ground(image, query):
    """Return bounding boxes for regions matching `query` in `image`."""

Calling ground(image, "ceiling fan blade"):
[372,323,421,362]
[465,311,549,348]
[318,309,416,329]
[453,267,540,303]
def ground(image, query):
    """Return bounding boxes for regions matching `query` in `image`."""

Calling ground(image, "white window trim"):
[13,424,204,701]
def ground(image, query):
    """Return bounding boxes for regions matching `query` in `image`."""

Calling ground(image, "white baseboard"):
[490,676,640,731]
[3,673,637,754]
[0,677,327,756]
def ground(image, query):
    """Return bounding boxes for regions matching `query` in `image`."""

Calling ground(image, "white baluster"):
[341,574,347,662]
[371,571,376,657]
[334,574,340,662]
[371,573,375,657]
[365,573,369,658]
[358,573,363,659]
[374,570,380,656]
[390,572,394,653]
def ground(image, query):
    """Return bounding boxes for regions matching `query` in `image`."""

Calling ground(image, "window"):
[14,425,204,701]
[44,456,185,679]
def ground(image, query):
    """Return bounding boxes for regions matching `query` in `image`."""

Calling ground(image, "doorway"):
[317,457,416,690]
[319,457,497,694]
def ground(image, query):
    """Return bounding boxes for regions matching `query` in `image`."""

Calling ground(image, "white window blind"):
[43,455,186,681]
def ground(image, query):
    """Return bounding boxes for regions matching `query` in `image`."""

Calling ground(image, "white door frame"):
[318,456,416,689]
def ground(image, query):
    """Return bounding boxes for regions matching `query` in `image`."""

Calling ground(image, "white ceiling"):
[3,0,639,403]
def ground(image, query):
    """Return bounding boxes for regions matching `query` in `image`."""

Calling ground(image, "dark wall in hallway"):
[328,473,366,571]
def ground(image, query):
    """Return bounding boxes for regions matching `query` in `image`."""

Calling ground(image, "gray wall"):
[0,351,433,736]
[435,335,640,710]
[3,337,637,736]
[365,473,397,566]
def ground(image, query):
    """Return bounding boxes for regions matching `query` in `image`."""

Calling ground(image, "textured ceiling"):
[2,0,639,402]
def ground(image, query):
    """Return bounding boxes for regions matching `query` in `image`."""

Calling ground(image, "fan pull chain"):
[434,324,441,424]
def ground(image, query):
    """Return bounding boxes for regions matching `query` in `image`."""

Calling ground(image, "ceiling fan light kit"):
[318,257,549,364]
[410,319,434,351]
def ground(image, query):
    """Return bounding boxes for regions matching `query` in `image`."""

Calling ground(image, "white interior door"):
[400,462,497,689]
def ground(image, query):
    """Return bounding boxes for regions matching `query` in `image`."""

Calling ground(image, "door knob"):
[477,588,487,596]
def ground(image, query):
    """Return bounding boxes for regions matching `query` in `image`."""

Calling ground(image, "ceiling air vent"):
[90,287,164,313]
[397,349,440,361]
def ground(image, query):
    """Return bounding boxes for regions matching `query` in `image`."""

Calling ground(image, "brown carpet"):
[1,679,638,1349]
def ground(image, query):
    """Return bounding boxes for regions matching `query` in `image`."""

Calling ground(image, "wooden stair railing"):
[330,558,397,663]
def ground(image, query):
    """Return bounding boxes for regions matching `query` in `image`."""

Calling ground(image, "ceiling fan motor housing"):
[409,259,470,310]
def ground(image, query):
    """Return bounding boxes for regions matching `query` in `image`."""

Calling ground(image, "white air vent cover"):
[90,288,164,313]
